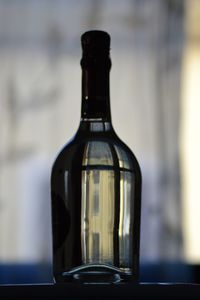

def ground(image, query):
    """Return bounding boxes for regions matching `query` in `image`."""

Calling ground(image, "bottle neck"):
[81,65,111,122]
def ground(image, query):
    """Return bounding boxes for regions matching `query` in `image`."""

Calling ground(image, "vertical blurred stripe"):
[180,0,200,262]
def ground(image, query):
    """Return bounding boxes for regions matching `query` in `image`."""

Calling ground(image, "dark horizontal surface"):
[1,263,200,299]
[0,283,200,300]
[1,263,200,284]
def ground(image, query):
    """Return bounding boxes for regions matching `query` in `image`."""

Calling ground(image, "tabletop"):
[1,283,200,300]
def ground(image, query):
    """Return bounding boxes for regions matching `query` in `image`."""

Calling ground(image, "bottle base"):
[54,263,137,284]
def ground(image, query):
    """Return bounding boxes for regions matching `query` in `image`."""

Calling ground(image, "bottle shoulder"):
[52,129,141,177]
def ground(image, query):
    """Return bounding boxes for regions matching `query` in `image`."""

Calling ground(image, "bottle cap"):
[81,30,111,67]
[81,30,110,52]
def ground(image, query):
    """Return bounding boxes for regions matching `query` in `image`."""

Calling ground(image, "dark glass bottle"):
[51,30,142,284]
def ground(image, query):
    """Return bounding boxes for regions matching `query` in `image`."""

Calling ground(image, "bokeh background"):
[0,0,200,283]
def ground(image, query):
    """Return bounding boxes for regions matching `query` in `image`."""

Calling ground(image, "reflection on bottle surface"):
[81,141,134,269]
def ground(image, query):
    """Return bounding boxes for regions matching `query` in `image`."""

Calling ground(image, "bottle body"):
[51,121,141,283]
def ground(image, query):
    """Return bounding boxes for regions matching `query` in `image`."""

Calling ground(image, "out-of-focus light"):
[181,44,200,262]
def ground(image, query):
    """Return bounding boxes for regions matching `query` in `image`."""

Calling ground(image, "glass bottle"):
[51,30,142,284]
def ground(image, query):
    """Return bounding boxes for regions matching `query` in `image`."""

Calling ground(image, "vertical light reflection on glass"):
[64,171,68,200]
[119,173,125,267]
[81,170,88,262]
[119,171,132,268]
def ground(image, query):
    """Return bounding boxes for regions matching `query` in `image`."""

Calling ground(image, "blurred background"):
[0,0,200,284]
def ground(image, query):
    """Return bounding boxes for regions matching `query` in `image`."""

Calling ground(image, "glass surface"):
[51,120,141,283]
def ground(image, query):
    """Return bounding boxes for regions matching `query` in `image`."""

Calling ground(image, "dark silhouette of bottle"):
[51,30,142,284]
